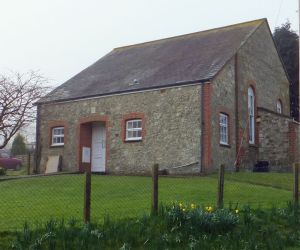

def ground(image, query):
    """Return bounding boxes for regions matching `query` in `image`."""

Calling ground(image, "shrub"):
[161,203,239,233]
[0,167,6,176]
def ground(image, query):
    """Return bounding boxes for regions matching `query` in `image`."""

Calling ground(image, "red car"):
[0,151,22,170]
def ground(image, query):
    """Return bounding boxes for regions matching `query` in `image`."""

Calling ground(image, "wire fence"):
[0,156,298,232]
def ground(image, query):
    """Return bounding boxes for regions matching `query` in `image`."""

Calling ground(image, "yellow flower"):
[182,208,186,212]
[191,204,196,209]
[206,206,213,212]
[235,209,239,214]
[179,203,183,208]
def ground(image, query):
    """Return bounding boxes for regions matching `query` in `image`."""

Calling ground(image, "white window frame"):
[248,87,255,144]
[276,100,282,114]
[51,127,64,146]
[125,119,142,141]
[219,113,229,145]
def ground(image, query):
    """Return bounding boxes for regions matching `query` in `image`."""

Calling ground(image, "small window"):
[276,100,282,114]
[51,127,64,146]
[126,119,142,141]
[219,113,229,145]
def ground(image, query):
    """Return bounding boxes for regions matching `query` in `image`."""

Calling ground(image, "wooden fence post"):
[152,164,159,215]
[293,163,299,207]
[217,164,225,209]
[27,152,31,175]
[84,166,91,224]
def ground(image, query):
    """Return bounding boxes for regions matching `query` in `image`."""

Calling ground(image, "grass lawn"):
[0,172,294,231]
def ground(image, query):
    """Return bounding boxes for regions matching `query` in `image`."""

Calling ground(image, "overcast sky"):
[0,0,298,87]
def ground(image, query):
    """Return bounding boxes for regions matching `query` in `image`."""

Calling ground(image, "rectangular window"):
[52,127,64,146]
[219,113,229,145]
[126,119,142,141]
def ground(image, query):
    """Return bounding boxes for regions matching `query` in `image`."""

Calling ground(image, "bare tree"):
[0,71,49,149]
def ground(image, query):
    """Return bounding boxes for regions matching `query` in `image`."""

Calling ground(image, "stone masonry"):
[36,19,298,175]
[37,85,202,174]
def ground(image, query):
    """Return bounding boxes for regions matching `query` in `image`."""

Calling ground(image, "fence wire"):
[0,158,297,232]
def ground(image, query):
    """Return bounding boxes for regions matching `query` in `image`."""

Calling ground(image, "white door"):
[91,123,106,172]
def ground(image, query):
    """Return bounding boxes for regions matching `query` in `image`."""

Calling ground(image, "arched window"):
[276,99,282,114]
[248,87,255,144]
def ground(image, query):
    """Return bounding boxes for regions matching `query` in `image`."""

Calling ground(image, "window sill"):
[125,139,142,143]
[50,144,65,148]
[220,143,231,148]
[249,143,259,148]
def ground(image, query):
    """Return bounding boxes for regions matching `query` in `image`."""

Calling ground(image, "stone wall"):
[210,58,237,171]
[236,21,290,169]
[258,108,292,171]
[37,85,202,174]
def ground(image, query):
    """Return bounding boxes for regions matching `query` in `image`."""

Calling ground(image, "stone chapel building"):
[36,19,299,174]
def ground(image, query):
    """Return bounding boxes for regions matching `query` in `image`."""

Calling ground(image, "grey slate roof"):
[39,19,265,104]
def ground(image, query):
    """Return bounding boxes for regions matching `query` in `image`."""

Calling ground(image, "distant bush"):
[0,167,6,176]
[11,134,27,156]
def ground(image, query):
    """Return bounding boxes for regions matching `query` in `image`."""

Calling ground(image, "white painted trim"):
[42,82,202,106]
[126,119,142,141]
[51,127,65,146]
[219,113,229,145]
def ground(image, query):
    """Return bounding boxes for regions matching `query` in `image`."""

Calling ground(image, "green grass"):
[5,167,28,177]
[0,172,294,231]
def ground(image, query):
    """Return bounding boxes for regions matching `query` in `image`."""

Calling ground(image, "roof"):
[39,19,266,104]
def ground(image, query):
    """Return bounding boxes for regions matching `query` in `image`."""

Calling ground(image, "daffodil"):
[235,209,239,214]
[191,204,196,209]
[179,203,183,208]
[182,208,186,212]
[205,206,213,213]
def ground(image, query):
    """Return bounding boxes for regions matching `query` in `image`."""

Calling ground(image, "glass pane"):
[137,120,142,128]
[127,121,133,129]
[127,131,133,139]
[137,130,142,138]
[133,121,138,128]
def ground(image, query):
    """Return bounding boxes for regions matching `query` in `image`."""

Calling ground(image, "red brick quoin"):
[201,82,212,172]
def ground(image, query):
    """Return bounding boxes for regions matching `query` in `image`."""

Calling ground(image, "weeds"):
[3,203,300,249]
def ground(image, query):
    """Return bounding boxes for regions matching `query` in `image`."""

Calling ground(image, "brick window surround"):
[121,112,146,143]
[48,121,68,147]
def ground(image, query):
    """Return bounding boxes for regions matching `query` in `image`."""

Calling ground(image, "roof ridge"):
[113,18,266,51]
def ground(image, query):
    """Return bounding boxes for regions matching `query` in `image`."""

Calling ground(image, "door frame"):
[91,122,106,172]
[77,115,110,172]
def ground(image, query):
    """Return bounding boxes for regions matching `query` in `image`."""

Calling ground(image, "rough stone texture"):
[36,20,297,175]
[38,85,202,174]
[211,58,237,171]
[236,21,290,169]
[258,109,291,171]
